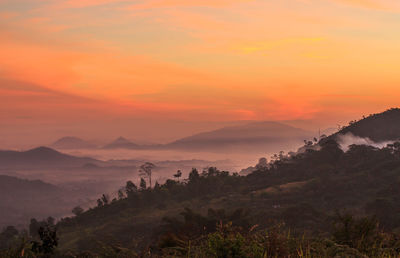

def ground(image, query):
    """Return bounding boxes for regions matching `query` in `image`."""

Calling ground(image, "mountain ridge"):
[329,108,400,142]
[164,121,314,152]
[103,136,141,149]
[0,147,102,168]
[51,136,96,150]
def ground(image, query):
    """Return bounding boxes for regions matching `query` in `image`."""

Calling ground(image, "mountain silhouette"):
[331,108,400,142]
[164,121,314,152]
[0,147,101,168]
[103,137,140,149]
[0,175,80,229]
[97,122,314,152]
[0,174,58,193]
[51,136,96,149]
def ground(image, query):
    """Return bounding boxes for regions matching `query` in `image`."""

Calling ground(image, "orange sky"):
[1,0,400,145]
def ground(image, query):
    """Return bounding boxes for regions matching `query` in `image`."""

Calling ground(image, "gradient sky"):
[1,0,400,145]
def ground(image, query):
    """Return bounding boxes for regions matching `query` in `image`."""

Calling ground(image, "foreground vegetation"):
[2,209,400,257]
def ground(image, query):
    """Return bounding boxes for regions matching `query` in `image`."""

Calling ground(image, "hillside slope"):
[0,147,102,168]
[0,175,69,228]
[165,121,314,152]
[55,142,400,255]
[51,137,96,150]
[331,108,400,142]
[6,108,400,256]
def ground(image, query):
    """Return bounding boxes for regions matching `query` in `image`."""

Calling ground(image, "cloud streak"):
[1,0,400,125]
[331,0,400,11]
[126,0,254,10]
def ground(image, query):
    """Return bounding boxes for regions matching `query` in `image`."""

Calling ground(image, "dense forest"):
[2,108,400,257]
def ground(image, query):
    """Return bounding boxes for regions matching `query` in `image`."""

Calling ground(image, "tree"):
[173,170,182,181]
[72,206,84,216]
[255,157,268,170]
[188,168,200,183]
[0,226,18,249]
[139,162,156,188]
[97,199,103,207]
[46,217,55,226]
[101,194,109,205]
[140,178,147,190]
[29,218,40,238]
[0,226,18,239]
[125,180,137,196]
[31,224,58,255]
[304,140,313,146]
[118,189,125,200]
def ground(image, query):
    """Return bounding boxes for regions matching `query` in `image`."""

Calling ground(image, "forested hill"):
[51,125,400,256]
[0,147,102,168]
[4,108,400,257]
[330,107,400,142]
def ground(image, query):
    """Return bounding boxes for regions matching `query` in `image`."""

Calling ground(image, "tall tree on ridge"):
[139,162,156,188]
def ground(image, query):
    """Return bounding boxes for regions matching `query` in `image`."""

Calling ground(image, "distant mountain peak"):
[0,146,101,168]
[51,136,96,149]
[57,136,81,141]
[103,137,139,149]
[165,121,314,153]
[113,136,131,143]
[27,146,60,154]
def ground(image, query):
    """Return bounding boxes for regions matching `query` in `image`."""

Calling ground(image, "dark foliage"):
[329,108,400,142]
[31,224,58,255]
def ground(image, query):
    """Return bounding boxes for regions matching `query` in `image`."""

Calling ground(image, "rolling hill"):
[0,147,102,168]
[164,121,314,152]
[0,175,67,228]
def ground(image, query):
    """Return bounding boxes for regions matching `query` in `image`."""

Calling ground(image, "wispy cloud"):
[51,0,127,9]
[330,0,400,11]
[126,0,254,10]
[233,37,324,54]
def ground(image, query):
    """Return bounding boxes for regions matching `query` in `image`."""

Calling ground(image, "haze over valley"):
[0,109,397,231]
[0,119,320,228]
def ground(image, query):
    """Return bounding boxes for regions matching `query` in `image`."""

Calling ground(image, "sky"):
[1,0,400,146]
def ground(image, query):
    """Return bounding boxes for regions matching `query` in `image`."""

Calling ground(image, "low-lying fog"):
[5,132,393,230]
[0,120,318,229]
[0,146,298,229]
[63,148,269,168]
